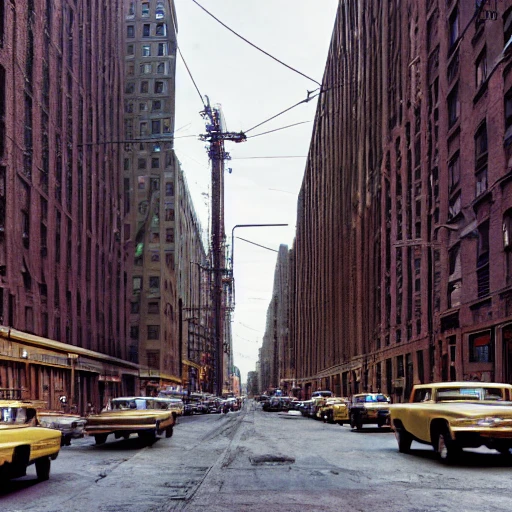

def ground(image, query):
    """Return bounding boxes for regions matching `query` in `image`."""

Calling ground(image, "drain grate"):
[249,454,296,466]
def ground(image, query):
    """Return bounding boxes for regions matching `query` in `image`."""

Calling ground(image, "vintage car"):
[85,396,175,445]
[0,400,61,481]
[317,397,349,423]
[389,382,512,462]
[38,411,86,446]
[349,393,391,429]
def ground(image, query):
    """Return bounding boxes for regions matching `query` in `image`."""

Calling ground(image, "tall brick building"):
[122,0,210,394]
[0,0,138,411]
[261,0,512,401]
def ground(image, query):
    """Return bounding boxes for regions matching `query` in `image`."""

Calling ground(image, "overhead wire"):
[246,120,313,139]
[190,0,321,86]
[177,45,206,107]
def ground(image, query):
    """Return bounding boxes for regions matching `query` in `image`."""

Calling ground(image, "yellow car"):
[349,393,391,429]
[85,397,175,445]
[332,399,351,425]
[0,400,61,481]
[317,398,349,424]
[389,382,512,462]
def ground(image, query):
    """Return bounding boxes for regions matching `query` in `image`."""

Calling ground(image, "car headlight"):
[477,417,503,427]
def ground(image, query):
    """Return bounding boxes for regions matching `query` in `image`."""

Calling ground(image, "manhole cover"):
[249,455,295,465]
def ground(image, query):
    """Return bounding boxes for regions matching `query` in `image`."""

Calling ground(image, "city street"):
[2,401,512,511]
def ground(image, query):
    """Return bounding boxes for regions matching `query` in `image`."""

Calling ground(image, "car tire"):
[94,434,108,445]
[395,427,412,453]
[435,429,461,463]
[35,457,51,481]
[165,426,173,438]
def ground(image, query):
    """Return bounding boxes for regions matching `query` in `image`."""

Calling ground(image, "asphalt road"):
[2,401,512,511]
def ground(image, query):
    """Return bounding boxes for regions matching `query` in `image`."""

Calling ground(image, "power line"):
[177,46,205,107]
[231,156,307,160]
[236,236,278,253]
[190,0,321,87]
[247,120,313,139]
[244,93,319,134]
[78,134,198,146]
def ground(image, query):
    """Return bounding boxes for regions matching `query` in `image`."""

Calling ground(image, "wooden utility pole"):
[200,97,245,396]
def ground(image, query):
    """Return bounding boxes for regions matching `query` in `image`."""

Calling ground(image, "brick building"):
[0,0,137,412]
[265,0,512,401]
[122,0,211,395]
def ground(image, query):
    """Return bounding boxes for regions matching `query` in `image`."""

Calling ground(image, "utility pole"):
[200,97,246,396]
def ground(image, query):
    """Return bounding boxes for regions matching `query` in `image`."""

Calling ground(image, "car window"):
[413,389,432,402]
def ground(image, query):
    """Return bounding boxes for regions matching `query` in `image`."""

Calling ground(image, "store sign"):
[99,375,121,382]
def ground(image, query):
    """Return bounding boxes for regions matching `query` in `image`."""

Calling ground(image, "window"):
[152,100,162,111]
[165,228,174,243]
[127,63,134,76]
[130,301,139,314]
[130,325,139,340]
[138,176,146,189]
[127,44,134,56]
[138,158,147,170]
[156,2,165,19]
[140,63,151,74]
[148,302,159,314]
[449,7,459,50]
[504,209,512,250]
[151,157,160,169]
[158,43,167,56]
[142,45,151,57]
[140,122,148,136]
[152,120,161,134]
[125,101,133,113]
[149,276,159,290]
[447,84,459,127]
[133,276,142,294]
[165,182,174,196]
[163,119,171,133]
[504,7,512,47]
[140,81,148,94]
[127,2,135,17]
[154,81,164,93]
[165,206,174,221]
[156,23,166,36]
[153,143,161,153]
[157,62,165,74]
[477,220,490,297]
[449,191,461,218]
[505,88,512,137]
[127,25,134,38]
[141,2,150,17]
[139,102,148,112]
[147,350,160,368]
[448,152,460,191]
[469,330,493,363]
[475,122,488,162]
[475,166,488,196]
[475,48,487,88]
[143,24,150,37]
[125,82,135,94]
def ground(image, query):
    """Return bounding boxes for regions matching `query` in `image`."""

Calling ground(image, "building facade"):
[0,0,137,412]
[261,0,512,401]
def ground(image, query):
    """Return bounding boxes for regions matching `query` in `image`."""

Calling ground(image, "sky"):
[173,0,339,382]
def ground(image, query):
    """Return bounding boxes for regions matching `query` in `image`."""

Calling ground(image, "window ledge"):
[472,189,493,210]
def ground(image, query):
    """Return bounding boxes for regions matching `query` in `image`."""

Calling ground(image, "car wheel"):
[35,457,51,481]
[435,429,461,463]
[337,421,344,426]
[395,427,412,453]
[94,434,108,445]
[165,426,173,438]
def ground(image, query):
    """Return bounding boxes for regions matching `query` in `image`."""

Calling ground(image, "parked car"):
[349,393,391,429]
[38,411,86,446]
[85,396,175,445]
[0,400,61,481]
[317,397,349,424]
[389,382,512,462]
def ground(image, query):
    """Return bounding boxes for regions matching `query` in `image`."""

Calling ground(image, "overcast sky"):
[173,0,338,382]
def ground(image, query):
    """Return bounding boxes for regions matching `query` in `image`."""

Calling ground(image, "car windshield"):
[0,406,27,424]
[436,387,504,401]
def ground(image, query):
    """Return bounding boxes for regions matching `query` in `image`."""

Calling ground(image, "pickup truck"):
[389,382,512,462]
[0,400,61,481]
